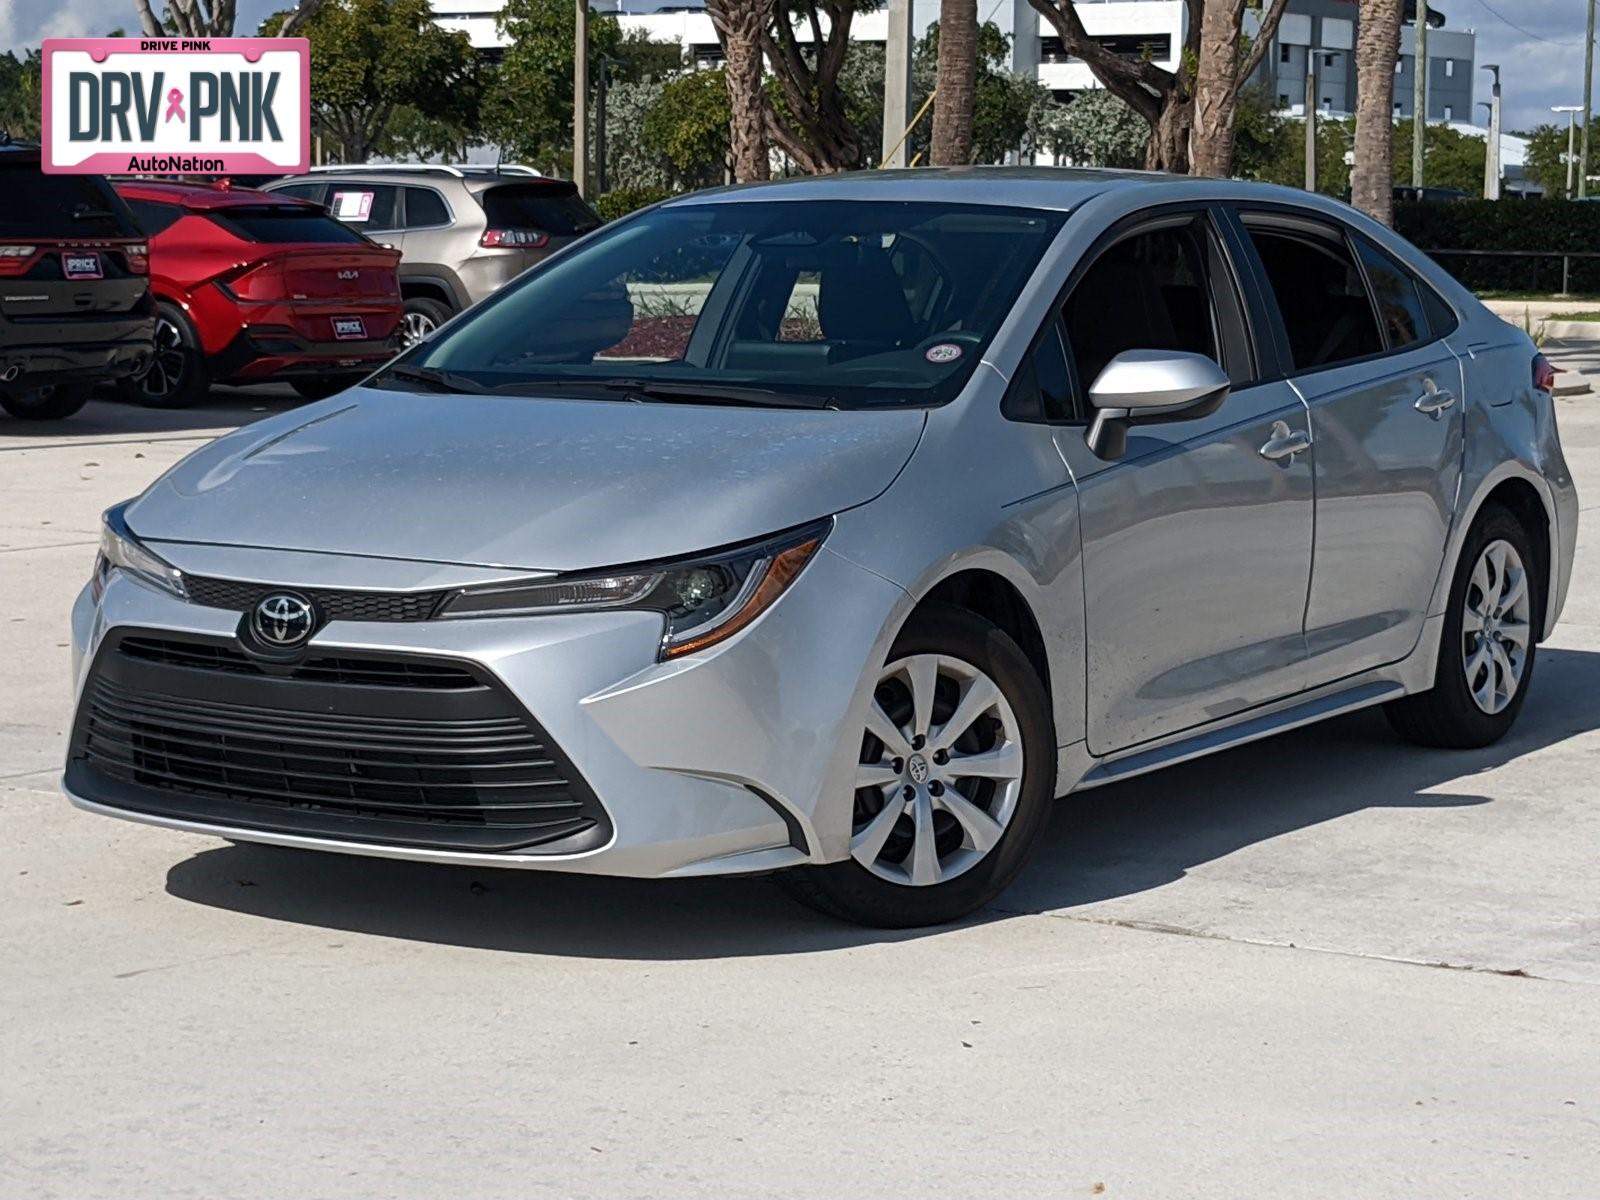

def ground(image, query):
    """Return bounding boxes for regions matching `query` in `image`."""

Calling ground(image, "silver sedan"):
[65,170,1577,927]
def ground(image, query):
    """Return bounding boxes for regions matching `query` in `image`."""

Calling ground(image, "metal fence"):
[1423,248,1600,296]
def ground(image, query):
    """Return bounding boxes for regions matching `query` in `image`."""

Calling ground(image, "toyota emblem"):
[252,593,315,648]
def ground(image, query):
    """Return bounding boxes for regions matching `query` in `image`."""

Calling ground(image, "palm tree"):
[706,0,773,181]
[1351,0,1404,224]
[930,0,977,166]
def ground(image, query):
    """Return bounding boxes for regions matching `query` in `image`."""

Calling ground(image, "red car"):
[113,181,404,406]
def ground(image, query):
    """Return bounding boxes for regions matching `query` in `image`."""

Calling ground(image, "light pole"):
[1554,104,1582,199]
[1481,64,1500,200]
[1582,0,1596,198]
[1413,0,1429,187]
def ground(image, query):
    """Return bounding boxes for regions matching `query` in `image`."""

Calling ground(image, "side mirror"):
[1085,349,1230,460]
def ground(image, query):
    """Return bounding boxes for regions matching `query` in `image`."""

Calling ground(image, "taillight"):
[0,244,37,276]
[1533,354,1558,395]
[480,228,549,249]
[125,243,149,274]
[216,259,287,301]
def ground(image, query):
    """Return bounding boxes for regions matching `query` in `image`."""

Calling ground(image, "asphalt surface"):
[3,376,1598,1198]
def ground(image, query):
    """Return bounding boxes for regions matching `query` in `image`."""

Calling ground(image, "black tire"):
[400,296,452,349]
[117,302,210,409]
[0,382,91,420]
[781,605,1056,928]
[291,374,368,401]
[1385,503,1541,749]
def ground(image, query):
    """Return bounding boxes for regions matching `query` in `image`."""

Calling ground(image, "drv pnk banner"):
[42,38,309,175]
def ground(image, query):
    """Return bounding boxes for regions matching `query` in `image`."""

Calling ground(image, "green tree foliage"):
[1391,119,1487,195]
[611,29,685,83]
[1042,88,1146,168]
[644,69,731,184]
[908,21,1052,164]
[483,0,623,170]
[0,49,43,139]
[1520,121,1581,198]
[263,0,480,163]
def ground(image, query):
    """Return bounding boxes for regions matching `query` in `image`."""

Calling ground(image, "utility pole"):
[1583,0,1597,198]
[1305,52,1317,192]
[574,0,590,196]
[1481,64,1500,200]
[1412,0,1428,188]
[881,0,914,167]
[1555,105,1582,198]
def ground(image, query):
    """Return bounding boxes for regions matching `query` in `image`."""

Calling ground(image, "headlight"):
[93,502,187,601]
[439,519,831,659]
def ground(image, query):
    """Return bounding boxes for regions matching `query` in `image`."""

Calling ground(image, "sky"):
[0,0,1594,134]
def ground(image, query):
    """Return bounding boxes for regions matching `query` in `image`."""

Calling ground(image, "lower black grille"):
[68,632,610,853]
[185,575,446,622]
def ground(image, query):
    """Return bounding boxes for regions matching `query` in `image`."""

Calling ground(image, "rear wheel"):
[781,606,1055,928]
[399,296,451,349]
[1385,504,1540,748]
[291,375,368,401]
[0,382,91,420]
[117,303,210,409]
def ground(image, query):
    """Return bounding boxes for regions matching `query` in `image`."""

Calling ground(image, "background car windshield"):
[412,200,1064,408]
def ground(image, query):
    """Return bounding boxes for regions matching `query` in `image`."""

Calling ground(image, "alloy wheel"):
[400,311,437,349]
[136,317,188,402]
[852,653,1024,887]
[1462,538,1533,715]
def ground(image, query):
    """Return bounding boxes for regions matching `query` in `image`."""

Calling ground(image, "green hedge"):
[1395,200,1600,293]
[593,186,679,223]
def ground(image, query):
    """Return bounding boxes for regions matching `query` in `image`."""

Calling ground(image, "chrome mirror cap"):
[1086,349,1231,460]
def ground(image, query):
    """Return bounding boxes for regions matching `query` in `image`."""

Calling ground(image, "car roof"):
[272,170,577,195]
[659,166,1344,215]
[112,179,319,210]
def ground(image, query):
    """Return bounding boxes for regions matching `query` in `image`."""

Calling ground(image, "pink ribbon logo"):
[164,88,185,123]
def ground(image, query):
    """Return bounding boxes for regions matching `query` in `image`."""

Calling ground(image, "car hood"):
[126,388,926,572]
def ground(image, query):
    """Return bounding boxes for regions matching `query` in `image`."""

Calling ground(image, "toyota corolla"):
[65,170,1577,927]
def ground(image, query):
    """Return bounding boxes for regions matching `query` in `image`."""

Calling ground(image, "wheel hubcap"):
[1462,538,1532,715]
[401,311,437,348]
[851,653,1024,887]
[136,317,187,400]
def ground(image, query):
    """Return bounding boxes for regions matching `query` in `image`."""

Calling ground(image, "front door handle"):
[1259,420,1312,464]
[1415,381,1456,418]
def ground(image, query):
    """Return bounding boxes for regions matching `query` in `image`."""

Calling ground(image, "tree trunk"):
[930,0,977,165]
[706,0,772,181]
[1351,0,1403,224]
[759,1,867,173]
[1190,0,1246,177]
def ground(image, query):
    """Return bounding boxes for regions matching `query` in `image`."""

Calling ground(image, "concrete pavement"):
[2,382,1598,1198]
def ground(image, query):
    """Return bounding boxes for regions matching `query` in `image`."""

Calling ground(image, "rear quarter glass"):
[2,163,141,238]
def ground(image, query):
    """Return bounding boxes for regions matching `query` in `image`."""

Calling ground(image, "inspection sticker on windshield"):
[42,37,309,175]
[925,343,964,364]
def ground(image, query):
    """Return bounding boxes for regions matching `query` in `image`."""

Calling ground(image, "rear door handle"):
[1415,381,1456,418]
[1258,420,1312,464]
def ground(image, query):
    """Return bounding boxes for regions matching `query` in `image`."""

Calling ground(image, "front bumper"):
[66,536,907,878]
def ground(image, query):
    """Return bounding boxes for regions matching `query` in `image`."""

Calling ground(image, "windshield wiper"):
[72,206,118,222]
[590,378,838,410]
[379,363,489,394]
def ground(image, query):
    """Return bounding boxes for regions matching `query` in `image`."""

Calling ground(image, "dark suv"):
[0,140,155,419]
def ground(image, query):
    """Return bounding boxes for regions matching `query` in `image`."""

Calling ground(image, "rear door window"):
[1242,219,1384,371]
[328,184,399,230]
[1354,236,1430,350]
[404,186,451,229]
[1,164,138,238]
[480,184,601,235]
[209,207,370,244]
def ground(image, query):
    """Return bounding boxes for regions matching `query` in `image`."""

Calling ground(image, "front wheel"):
[0,382,91,420]
[781,605,1055,928]
[1385,504,1540,749]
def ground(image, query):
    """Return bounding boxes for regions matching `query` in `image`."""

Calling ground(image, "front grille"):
[119,635,480,690]
[185,575,447,623]
[69,633,610,854]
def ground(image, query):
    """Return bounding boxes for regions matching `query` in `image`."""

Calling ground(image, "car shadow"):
[163,647,1600,960]
[0,385,303,441]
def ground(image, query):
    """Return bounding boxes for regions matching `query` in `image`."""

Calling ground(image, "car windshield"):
[397,199,1064,409]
